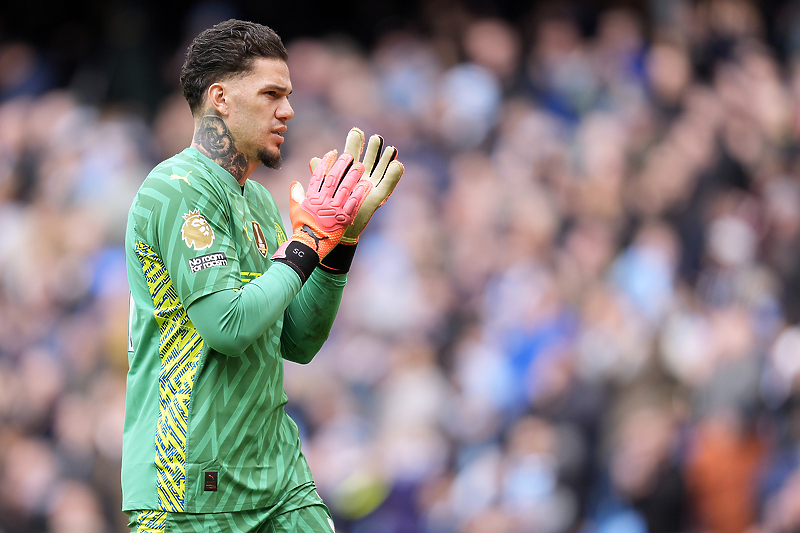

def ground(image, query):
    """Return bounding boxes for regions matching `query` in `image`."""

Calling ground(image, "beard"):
[258,146,282,170]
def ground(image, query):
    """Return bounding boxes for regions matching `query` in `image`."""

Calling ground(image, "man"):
[123,19,403,532]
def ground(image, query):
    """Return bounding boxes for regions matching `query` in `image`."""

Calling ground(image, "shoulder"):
[130,152,221,237]
[135,152,221,208]
[143,152,211,191]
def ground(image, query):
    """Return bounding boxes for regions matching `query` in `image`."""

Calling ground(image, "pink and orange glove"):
[312,127,404,274]
[272,150,371,282]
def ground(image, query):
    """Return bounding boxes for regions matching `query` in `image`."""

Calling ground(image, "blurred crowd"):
[3,0,800,532]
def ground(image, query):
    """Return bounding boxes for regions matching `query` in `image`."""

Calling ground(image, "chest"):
[225,193,287,279]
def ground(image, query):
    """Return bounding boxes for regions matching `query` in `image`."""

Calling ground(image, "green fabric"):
[187,266,346,362]
[124,148,345,515]
[281,268,347,363]
[186,266,301,357]
[126,482,332,532]
[269,504,335,533]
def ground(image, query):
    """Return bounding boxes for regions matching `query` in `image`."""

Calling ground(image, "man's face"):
[223,57,294,169]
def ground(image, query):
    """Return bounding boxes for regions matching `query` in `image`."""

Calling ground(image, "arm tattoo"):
[193,115,249,181]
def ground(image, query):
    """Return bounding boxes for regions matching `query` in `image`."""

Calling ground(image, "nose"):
[277,97,294,121]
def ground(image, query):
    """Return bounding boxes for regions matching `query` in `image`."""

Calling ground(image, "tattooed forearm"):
[193,115,248,182]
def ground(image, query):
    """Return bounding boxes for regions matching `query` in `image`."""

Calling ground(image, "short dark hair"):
[180,19,288,115]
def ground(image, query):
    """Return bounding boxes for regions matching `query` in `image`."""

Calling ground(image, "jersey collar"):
[184,148,246,194]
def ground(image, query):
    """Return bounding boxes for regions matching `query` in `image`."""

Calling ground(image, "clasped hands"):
[274,127,404,262]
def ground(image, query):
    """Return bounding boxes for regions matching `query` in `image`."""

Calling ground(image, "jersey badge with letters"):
[189,252,228,273]
[181,210,214,250]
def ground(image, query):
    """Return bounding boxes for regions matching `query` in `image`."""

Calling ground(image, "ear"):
[207,82,229,116]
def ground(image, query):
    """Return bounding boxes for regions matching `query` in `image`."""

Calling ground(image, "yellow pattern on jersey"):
[134,510,167,533]
[240,271,263,283]
[136,241,202,512]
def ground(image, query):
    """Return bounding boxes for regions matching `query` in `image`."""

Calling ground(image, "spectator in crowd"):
[4,1,800,532]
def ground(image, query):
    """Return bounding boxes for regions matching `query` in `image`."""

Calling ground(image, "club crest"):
[252,221,268,258]
[182,210,214,250]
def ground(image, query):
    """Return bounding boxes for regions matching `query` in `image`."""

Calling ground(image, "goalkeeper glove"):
[313,128,404,274]
[272,149,371,282]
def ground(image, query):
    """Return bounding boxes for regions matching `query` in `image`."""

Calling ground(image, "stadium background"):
[3,0,800,532]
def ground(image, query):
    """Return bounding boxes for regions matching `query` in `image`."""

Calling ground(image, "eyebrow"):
[261,83,292,95]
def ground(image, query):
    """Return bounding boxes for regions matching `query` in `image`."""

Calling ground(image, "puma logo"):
[300,224,329,251]
[170,171,192,185]
[204,471,218,491]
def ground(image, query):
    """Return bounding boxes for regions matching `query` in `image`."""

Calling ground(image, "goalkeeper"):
[122,19,403,533]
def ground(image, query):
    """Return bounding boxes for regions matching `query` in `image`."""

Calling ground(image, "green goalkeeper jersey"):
[123,148,341,514]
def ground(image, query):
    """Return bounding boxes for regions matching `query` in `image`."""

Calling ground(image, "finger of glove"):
[341,159,403,242]
[370,145,398,187]
[305,153,351,209]
[290,181,306,206]
[343,127,365,161]
[308,150,337,193]
[331,161,366,209]
[288,181,308,230]
[342,179,373,218]
[318,154,355,201]
[309,150,342,175]
[303,157,360,231]
[349,193,380,233]
[374,160,404,207]
[309,172,368,230]
[362,134,384,177]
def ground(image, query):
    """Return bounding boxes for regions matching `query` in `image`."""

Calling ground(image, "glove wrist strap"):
[272,241,319,283]
[318,243,357,275]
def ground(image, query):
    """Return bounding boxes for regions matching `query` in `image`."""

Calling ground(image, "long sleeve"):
[280,268,347,364]
[186,262,302,356]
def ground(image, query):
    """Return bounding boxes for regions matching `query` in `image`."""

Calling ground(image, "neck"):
[191,115,252,184]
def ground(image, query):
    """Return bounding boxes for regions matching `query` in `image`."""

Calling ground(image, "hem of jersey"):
[125,478,319,515]
[268,481,327,518]
[122,501,161,514]
[124,480,323,516]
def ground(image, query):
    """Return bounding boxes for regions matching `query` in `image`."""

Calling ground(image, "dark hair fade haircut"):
[180,19,289,115]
